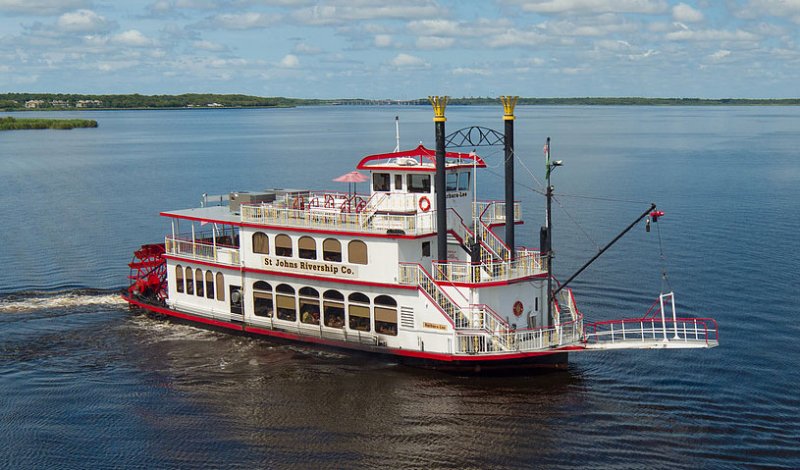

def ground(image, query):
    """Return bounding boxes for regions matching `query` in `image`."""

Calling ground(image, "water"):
[1,106,799,468]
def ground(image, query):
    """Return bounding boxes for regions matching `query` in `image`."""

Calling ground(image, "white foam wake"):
[0,292,127,313]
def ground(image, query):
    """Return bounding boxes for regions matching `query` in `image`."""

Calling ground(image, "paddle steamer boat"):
[123,97,718,372]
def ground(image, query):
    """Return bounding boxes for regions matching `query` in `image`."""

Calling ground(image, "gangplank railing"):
[583,317,719,348]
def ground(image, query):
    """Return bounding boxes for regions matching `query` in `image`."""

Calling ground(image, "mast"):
[430,96,449,263]
[394,116,400,152]
[545,137,553,325]
[501,96,518,259]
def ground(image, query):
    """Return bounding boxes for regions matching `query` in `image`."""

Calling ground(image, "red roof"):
[356,145,486,172]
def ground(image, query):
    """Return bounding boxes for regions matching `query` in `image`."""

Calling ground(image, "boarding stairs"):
[582,292,719,349]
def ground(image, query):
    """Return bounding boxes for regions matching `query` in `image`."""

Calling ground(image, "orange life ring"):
[513,301,524,317]
[418,196,431,212]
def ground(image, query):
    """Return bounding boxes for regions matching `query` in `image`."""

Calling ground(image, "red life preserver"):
[418,196,431,212]
[513,301,524,317]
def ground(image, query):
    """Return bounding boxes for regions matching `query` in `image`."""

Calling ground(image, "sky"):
[0,0,798,99]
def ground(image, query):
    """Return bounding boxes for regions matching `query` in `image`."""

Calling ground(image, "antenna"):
[394,116,400,152]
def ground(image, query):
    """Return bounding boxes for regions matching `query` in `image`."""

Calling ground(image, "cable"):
[655,220,673,293]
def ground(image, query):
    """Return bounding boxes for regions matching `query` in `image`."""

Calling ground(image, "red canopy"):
[356,144,486,172]
[333,171,369,183]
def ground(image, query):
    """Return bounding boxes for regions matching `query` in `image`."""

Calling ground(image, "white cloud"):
[56,9,112,33]
[294,2,442,25]
[453,67,491,76]
[0,0,88,16]
[374,34,393,47]
[672,3,704,22]
[193,40,227,51]
[416,36,455,49]
[708,49,731,61]
[738,0,800,24]
[209,12,281,29]
[113,30,156,47]
[666,28,759,41]
[292,42,322,54]
[280,54,299,68]
[390,53,428,68]
[487,30,547,47]
[505,0,668,15]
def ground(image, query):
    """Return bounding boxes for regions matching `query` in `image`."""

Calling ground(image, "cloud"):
[113,30,157,47]
[415,36,455,49]
[666,28,759,41]
[389,53,428,68]
[292,42,322,54]
[208,12,281,29]
[708,49,731,61]
[0,0,89,16]
[672,3,704,22]
[280,54,299,68]
[294,2,442,25]
[193,39,227,51]
[486,29,548,47]
[737,0,800,24]
[504,0,668,15]
[56,9,113,33]
[453,67,491,76]
[374,34,393,47]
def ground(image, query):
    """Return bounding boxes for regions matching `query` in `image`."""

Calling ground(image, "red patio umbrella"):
[333,171,369,210]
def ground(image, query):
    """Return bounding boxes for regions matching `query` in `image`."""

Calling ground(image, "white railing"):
[241,204,436,235]
[165,236,241,266]
[398,263,469,328]
[473,200,522,225]
[431,249,545,284]
[454,320,583,354]
[583,318,719,348]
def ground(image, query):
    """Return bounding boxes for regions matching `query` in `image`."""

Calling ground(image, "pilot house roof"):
[356,145,487,172]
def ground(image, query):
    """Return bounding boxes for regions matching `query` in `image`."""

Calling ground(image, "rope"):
[655,220,672,293]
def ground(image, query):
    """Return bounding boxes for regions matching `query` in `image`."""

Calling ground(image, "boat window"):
[252,232,269,254]
[394,174,403,190]
[407,174,431,193]
[458,172,470,191]
[275,283,296,322]
[216,272,225,301]
[175,265,184,293]
[185,267,194,295]
[229,285,243,314]
[253,281,273,318]
[422,241,431,257]
[205,271,214,299]
[446,172,458,191]
[323,289,345,329]
[195,268,204,297]
[374,295,398,336]
[298,236,316,260]
[348,240,368,265]
[348,292,371,332]
[275,234,293,257]
[373,173,390,192]
[323,238,342,262]
[299,287,320,325]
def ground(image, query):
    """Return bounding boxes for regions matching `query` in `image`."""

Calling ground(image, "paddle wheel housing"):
[127,243,167,303]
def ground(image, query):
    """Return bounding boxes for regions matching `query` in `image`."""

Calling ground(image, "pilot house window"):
[446,173,458,191]
[373,173,390,192]
[407,174,431,193]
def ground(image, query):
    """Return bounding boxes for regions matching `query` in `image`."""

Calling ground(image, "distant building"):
[51,100,70,107]
[76,100,103,108]
[25,100,45,108]
[206,102,224,107]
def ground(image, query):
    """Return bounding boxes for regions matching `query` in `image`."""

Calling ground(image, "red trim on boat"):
[123,296,576,362]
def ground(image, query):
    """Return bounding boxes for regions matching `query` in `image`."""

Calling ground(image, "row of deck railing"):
[164,236,241,266]
[431,249,545,284]
[583,317,719,347]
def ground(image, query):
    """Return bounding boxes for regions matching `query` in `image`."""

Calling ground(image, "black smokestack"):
[430,96,448,263]
[501,96,518,259]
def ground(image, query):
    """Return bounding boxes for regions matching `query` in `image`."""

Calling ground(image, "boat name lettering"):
[446,191,468,199]
[263,257,357,277]
[423,322,448,331]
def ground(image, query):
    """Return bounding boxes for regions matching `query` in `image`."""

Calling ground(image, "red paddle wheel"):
[127,243,167,303]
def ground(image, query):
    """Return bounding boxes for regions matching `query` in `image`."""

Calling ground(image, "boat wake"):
[0,288,127,313]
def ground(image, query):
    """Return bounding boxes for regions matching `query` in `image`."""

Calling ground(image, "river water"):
[1,106,798,468]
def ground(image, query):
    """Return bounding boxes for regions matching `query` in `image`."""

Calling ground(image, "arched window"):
[348,240,368,265]
[205,271,214,299]
[298,236,316,260]
[185,267,194,295]
[323,238,342,262]
[323,290,345,329]
[348,292,370,332]
[299,286,320,325]
[374,295,398,336]
[195,268,204,297]
[275,234,292,257]
[275,283,296,322]
[252,232,269,254]
[175,265,184,293]
[216,272,225,301]
[253,281,273,318]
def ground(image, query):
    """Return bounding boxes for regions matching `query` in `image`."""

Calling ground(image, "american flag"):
[543,142,549,155]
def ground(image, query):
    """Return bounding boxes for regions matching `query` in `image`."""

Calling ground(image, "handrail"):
[164,236,241,266]
[583,317,719,346]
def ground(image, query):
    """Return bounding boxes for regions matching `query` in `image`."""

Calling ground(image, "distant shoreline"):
[0,116,98,131]
[2,93,799,111]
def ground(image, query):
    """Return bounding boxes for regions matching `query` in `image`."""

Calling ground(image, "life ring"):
[513,300,524,317]
[418,196,431,212]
